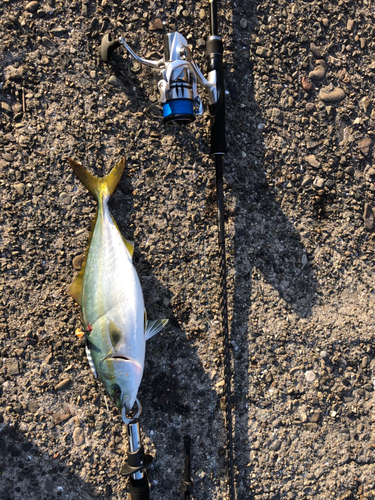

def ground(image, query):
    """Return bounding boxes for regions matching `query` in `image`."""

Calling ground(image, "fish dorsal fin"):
[145,318,168,340]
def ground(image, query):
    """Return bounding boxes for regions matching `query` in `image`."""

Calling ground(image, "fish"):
[68,158,168,411]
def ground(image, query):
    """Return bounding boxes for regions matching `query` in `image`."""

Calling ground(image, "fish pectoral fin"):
[67,272,84,306]
[145,319,168,340]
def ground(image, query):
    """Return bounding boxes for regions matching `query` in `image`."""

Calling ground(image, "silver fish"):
[68,158,167,410]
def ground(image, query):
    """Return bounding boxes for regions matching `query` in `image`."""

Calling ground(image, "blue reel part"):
[163,99,195,125]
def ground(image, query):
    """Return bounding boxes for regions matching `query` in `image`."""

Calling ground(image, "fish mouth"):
[110,355,130,361]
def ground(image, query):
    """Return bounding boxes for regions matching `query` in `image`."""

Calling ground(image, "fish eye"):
[111,384,122,397]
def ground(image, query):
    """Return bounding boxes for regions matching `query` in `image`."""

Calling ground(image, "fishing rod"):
[101,1,234,498]
[120,402,153,500]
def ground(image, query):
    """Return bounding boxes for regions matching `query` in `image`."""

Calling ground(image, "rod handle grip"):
[129,474,150,500]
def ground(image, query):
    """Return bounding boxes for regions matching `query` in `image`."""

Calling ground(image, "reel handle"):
[101,33,121,62]
[129,474,150,500]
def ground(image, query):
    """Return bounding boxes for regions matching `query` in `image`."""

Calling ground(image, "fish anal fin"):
[145,319,168,341]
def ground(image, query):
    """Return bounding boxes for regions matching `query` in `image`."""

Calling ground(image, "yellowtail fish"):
[68,158,168,411]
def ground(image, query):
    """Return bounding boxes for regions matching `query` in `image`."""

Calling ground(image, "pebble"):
[301,76,313,92]
[305,370,317,383]
[240,18,248,29]
[363,203,374,231]
[14,182,26,196]
[53,412,71,425]
[309,60,327,80]
[149,19,163,31]
[357,137,372,155]
[304,154,320,169]
[51,27,68,37]
[72,254,85,270]
[310,410,322,423]
[359,96,371,113]
[28,401,40,413]
[59,192,71,206]
[6,359,19,376]
[314,176,325,189]
[25,1,39,13]
[55,378,71,391]
[199,9,206,20]
[310,42,323,59]
[108,75,122,86]
[256,46,272,58]
[73,427,85,446]
[319,86,346,103]
[347,19,354,31]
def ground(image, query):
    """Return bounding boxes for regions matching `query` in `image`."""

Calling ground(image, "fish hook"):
[122,397,142,424]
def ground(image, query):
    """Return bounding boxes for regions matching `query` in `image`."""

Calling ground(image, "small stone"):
[345,166,354,175]
[59,192,71,206]
[149,19,163,31]
[28,401,40,413]
[320,350,328,359]
[33,183,44,196]
[305,370,317,383]
[357,137,372,156]
[306,103,315,113]
[14,182,26,196]
[240,18,248,29]
[199,9,206,20]
[347,19,354,31]
[301,175,312,187]
[309,60,327,80]
[25,1,39,13]
[363,203,374,231]
[51,27,68,37]
[314,176,325,189]
[319,86,346,102]
[322,18,329,28]
[6,359,19,376]
[270,108,283,125]
[256,46,272,58]
[310,410,322,423]
[359,96,371,114]
[108,75,122,86]
[368,167,375,177]
[301,76,313,92]
[53,412,71,425]
[305,154,320,169]
[362,355,369,368]
[310,42,323,59]
[55,378,71,391]
[73,427,85,446]
[72,254,85,270]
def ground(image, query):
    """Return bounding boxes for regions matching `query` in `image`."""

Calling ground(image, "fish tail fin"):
[68,158,125,201]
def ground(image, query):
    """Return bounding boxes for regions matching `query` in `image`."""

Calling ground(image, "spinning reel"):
[101,31,220,126]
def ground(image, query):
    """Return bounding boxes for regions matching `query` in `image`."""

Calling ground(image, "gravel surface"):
[1,1,375,499]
